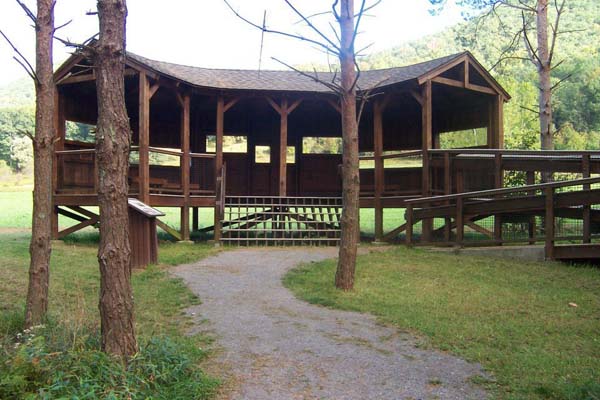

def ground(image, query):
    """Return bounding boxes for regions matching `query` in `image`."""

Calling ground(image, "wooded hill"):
[0,0,598,172]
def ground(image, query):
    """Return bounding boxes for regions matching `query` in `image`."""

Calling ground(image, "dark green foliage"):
[0,322,218,400]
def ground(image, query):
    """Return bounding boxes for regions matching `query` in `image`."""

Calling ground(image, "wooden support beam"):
[326,98,341,113]
[373,97,386,241]
[138,71,151,204]
[421,80,433,241]
[443,153,452,242]
[545,187,555,260]
[52,89,66,239]
[149,82,160,99]
[464,59,469,86]
[494,153,503,243]
[406,205,413,246]
[223,97,240,113]
[582,154,591,243]
[278,98,289,196]
[214,96,225,241]
[456,197,464,246]
[526,171,536,244]
[410,90,423,106]
[58,216,99,239]
[180,94,191,241]
[156,219,182,241]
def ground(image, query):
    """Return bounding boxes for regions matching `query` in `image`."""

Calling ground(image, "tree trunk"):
[25,0,55,328]
[95,0,137,359]
[536,0,553,181]
[335,0,360,291]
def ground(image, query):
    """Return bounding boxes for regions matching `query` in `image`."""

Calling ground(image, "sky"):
[0,0,463,87]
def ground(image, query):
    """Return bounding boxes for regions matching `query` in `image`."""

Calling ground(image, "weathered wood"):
[443,153,452,241]
[180,94,190,241]
[279,98,288,196]
[138,71,150,204]
[456,197,464,245]
[214,96,225,240]
[52,90,65,240]
[582,154,591,243]
[544,186,554,260]
[493,153,503,243]
[156,218,182,241]
[526,171,536,244]
[373,97,385,241]
[421,80,433,241]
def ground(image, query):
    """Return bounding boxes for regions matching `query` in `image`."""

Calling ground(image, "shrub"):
[0,323,218,400]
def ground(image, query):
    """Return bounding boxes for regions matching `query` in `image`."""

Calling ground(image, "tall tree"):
[95,0,137,358]
[225,0,376,290]
[430,0,566,158]
[334,0,360,290]
[1,0,57,328]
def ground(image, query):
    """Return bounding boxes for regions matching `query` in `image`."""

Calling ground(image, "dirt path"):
[172,248,488,400]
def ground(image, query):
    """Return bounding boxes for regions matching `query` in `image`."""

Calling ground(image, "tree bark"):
[25,0,55,328]
[536,0,552,147]
[335,0,360,291]
[95,0,137,359]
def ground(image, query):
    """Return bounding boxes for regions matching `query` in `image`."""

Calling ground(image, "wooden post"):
[582,154,591,243]
[421,80,433,241]
[496,95,504,149]
[180,94,191,241]
[214,96,225,241]
[493,153,503,243]
[279,98,288,196]
[138,72,151,204]
[489,95,504,149]
[52,89,66,239]
[443,153,452,242]
[192,207,199,231]
[406,204,413,246]
[545,187,555,260]
[526,171,536,244]
[456,197,464,246]
[373,98,385,242]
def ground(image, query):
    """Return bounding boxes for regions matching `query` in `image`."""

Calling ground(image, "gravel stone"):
[172,248,488,400]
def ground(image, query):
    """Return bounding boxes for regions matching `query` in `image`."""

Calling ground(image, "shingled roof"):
[126,52,467,94]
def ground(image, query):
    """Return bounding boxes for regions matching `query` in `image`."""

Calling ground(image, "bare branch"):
[521,11,542,66]
[16,129,35,142]
[550,73,571,91]
[54,19,73,32]
[548,0,565,65]
[519,104,539,114]
[223,0,339,56]
[15,0,36,24]
[0,29,38,82]
[283,0,341,51]
[271,56,342,93]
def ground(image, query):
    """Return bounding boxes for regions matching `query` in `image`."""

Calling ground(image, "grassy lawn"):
[284,247,600,400]
[0,190,408,238]
[0,231,220,398]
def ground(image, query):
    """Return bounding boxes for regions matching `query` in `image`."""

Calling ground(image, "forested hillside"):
[0,0,598,173]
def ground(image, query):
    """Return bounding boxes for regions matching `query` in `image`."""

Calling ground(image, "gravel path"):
[172,248,488,400]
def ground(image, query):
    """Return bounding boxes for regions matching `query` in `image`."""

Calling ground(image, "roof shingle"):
[126,52,465,93]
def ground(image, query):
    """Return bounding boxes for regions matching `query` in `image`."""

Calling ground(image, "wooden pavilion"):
[52,50,509,244]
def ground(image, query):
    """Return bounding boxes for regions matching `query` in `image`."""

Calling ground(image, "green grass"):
[0,190,405,238]
[284,247,600,400]
[0,232,220,398]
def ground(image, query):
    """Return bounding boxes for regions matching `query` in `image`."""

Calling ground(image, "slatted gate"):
[221,196,343,246]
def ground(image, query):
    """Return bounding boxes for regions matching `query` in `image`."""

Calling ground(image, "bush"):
[0,323,218,400]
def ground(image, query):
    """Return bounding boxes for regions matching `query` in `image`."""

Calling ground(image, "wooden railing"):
[55,145,217,198]
[404,176,600,259]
